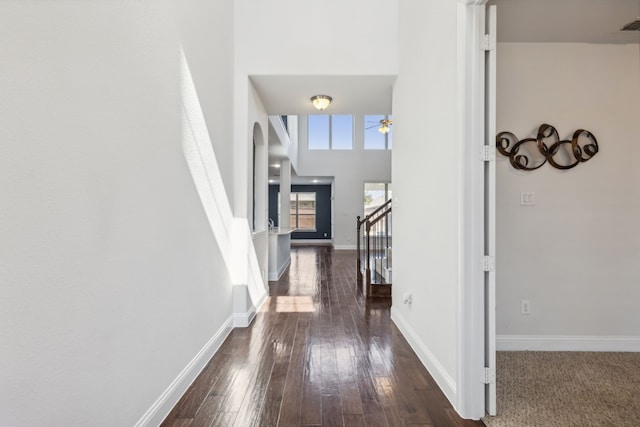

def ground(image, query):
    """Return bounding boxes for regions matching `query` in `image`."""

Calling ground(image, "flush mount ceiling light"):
[310,95,332,111]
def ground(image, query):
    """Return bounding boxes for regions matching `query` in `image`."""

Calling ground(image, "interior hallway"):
[161,247,484,427]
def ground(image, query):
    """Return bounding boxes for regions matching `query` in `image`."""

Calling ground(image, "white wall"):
[235,1,480,415]
[234,0,398,76]
[176,0,236,207]
[496,43,640,349]
[391,0,462,409]
[233,0,399,249]
[0,1,238,425]
[297,116,392,248]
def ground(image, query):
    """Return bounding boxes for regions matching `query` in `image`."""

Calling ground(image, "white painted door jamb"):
[457,0,489,420]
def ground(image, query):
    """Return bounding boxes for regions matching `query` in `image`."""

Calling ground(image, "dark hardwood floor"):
[161,246,484,427]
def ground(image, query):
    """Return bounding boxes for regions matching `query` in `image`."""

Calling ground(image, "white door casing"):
[484,4,497,417]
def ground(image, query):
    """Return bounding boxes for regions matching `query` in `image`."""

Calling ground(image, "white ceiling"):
[489,0,640,44]
[262,0,640,185]
[254,1,639,119]
[257,75,395,185]
[250,75,395,116]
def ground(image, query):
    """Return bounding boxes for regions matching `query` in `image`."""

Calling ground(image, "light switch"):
[520,192,535,206]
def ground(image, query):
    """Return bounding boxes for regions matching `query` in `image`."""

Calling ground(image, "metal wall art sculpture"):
[496,124,598,171]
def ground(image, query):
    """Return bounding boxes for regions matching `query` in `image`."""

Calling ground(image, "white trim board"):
[233,306,256,328]
[291,239,333,246]
[391,307,457,405]
[134,318,234,427]
[234,292,268,328]
[497,335,640,352]
[332,245,357,250]
[268,255,290,281]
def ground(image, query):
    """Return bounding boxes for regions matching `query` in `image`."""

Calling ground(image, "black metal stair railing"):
[356,199,392,296]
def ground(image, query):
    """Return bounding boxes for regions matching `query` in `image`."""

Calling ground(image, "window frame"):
[363,182,392,217]
[308,115,354,150]
[364,114,393,150]
[279,191,317,231]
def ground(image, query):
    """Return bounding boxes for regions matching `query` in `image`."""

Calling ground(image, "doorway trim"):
[457,0,490,420]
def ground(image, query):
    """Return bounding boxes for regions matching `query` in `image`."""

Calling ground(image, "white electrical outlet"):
[521,299,531,315]
[403,292,412,305]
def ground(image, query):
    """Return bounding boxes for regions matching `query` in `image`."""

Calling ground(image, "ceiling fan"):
[365,116,393,134]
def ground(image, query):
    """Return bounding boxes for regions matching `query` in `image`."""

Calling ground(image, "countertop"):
[268,227,296,236]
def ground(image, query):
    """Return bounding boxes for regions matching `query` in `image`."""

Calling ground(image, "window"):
[364,182,392,217]
[364,115,393,150]
[308,115,330,149]
[290,192,316,230]
[308,115,353,150]
[331,115,353,150]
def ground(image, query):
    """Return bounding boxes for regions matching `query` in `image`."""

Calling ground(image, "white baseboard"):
[233,308,256,328]
[233,293,267,328]
[390,307,457,405]
[134,317,233,427]
[291,239,333,246]
[333,245,357,250]
[268,255,290,281]
[497,335,640,352]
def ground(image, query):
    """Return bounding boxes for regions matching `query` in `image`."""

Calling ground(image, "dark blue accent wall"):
[269,184,332,240]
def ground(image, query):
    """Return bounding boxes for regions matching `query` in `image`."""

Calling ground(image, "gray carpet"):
[482,351,640,427]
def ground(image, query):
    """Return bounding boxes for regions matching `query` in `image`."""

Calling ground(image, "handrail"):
[358,199,391,227]
[356,199,392,297]
[366,207,391,229]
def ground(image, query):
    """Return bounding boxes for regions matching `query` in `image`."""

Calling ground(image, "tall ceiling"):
[250,75,395,116]
[489,0,640,44]
[255,1,639,117]
[263,0,640,184]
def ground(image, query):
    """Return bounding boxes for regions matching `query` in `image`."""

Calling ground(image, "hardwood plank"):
[322,394,344,427]
[210,411,237,427]
[300,343,323,425]
[190,396,223,427]
[256,359,289,426]
[160,419,192,427]
[418,389,463,427]
[163,352,232,420]
[370,374,406,426]
[256,314,299,426]
[234,313,299,426]
[276,313,310,426]
[320,343,340,395]
[353,357,385,418]
[161,247,483,427]
[343,414,366,427]
[363,411,390,427]
[339,377,364,415]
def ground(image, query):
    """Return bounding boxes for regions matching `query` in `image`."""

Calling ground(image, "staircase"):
[356,199,392,297]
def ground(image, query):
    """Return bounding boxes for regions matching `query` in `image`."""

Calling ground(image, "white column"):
[279,159,291,228]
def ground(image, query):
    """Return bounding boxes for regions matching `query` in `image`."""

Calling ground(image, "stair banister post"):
[365,218,371,292]
[356,216,362,285]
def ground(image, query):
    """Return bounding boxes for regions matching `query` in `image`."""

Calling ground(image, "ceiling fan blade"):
[365,125,379,130]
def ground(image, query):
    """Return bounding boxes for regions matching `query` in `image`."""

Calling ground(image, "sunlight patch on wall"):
[179,48,235,278]
[180,48,267,307]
